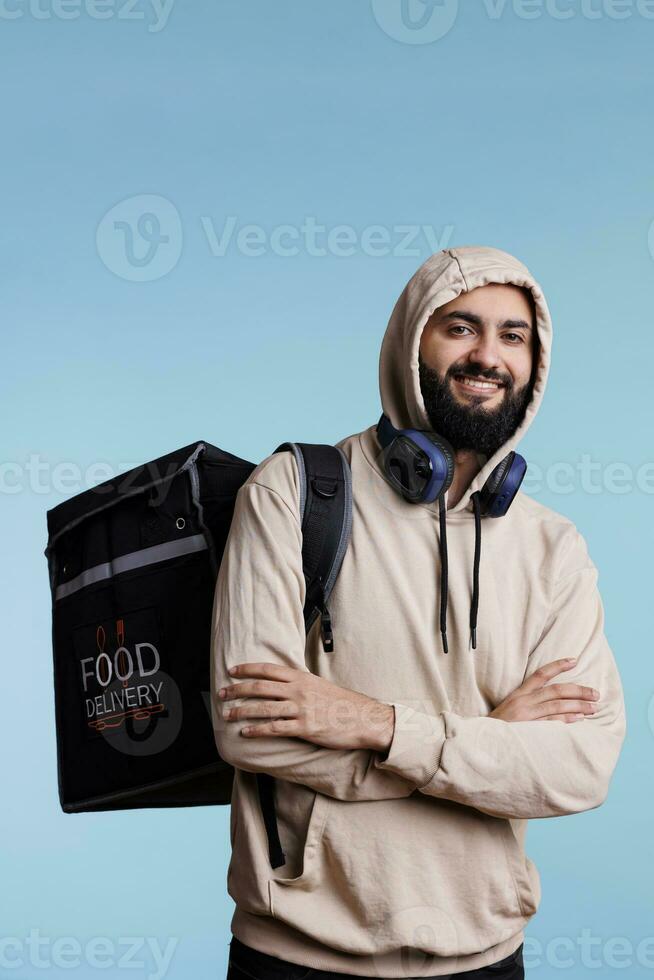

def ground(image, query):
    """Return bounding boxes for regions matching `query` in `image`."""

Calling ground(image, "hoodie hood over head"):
[379,245,553,517]
[377,246,554,651]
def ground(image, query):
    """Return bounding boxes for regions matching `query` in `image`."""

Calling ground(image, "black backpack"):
[44,439,352,870]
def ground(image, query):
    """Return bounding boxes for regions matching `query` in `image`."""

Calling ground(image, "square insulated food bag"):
[44,440,255,812]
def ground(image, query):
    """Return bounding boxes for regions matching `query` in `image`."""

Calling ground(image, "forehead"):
[433,283,534,323]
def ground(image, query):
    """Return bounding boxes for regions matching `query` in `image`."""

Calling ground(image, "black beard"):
[418,352,534,458]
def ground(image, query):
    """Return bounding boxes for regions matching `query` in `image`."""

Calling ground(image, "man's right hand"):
[489,658,600,723]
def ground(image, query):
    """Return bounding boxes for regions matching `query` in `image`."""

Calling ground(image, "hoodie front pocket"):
[268,791,536,959]
[268,789,332,906]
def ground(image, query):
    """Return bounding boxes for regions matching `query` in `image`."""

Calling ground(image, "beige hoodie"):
[210,246,626,977]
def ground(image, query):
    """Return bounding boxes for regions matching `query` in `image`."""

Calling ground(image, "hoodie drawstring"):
[470,491,482,650]
[438,495,449,654]
[438,490,483,653]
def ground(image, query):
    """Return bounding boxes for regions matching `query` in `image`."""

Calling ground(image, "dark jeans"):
[227,936,524,980]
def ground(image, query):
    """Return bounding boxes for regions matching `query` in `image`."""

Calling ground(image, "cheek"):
[509,351,533,387]
[421,338,457,376]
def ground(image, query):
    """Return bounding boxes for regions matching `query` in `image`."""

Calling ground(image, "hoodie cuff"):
[373,702,447,788]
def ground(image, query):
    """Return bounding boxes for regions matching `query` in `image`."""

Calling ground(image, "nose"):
[468,331,500,371]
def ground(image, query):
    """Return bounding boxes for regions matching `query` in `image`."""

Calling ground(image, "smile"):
[453,373,505,393]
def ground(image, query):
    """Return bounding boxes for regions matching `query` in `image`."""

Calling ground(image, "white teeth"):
[458,376,501,390]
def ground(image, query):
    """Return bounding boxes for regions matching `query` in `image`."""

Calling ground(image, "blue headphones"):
[376,413,527,517]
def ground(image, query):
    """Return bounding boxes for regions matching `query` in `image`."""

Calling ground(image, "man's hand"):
[218,662,395,752]
[489,657,600,723]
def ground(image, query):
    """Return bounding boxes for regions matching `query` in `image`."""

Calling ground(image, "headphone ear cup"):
[375,414,455,504]
[479,451,526,517]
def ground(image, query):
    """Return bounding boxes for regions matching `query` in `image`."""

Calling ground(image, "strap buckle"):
[316,577,334,653]
[320,604,334,653]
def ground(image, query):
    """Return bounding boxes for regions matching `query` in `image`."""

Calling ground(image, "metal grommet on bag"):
[175,517,186,530]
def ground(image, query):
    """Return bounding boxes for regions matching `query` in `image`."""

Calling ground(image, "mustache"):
[447,363,513,388]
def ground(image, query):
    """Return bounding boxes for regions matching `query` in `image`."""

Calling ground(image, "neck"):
[446,449,485,510]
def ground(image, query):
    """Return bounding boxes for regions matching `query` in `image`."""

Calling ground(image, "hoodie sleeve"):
[373,525,626,819]
[210,476,416,802]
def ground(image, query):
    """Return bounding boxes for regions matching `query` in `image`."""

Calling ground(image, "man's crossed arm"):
[210,470,626,819]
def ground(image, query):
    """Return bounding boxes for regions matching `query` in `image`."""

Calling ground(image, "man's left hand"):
[218,662,395,753]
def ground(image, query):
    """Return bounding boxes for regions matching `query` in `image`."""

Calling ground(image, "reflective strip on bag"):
[55,533,209,601]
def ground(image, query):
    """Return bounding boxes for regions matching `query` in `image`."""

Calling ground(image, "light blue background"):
[2,1,652,977]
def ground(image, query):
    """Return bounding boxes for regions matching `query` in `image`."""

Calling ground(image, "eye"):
[449,325,473,336]
[503,332,525,344]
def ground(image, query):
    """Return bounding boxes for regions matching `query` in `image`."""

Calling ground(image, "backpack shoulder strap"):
[274,442,352,653]
[255,443,352,871]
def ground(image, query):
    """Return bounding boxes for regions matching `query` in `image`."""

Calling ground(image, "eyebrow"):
[442,310,533,332]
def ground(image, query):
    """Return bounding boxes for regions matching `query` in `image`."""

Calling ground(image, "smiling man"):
[417,283,538,507]
[211,247,626,980]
